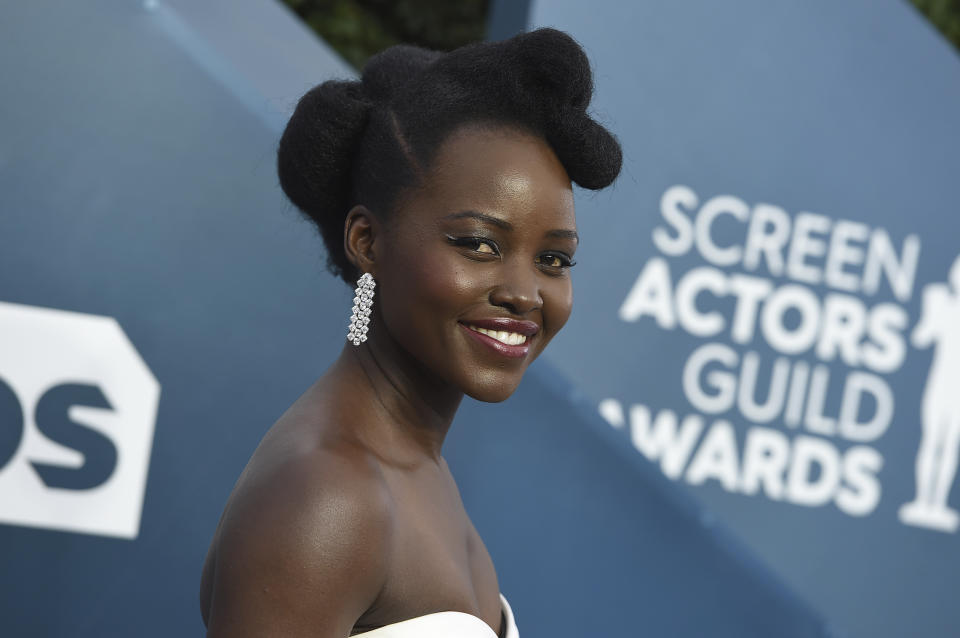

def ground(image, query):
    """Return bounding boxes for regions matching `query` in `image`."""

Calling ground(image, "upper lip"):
[460,318,540,337]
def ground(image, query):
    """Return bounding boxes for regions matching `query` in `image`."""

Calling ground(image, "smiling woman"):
[199,28,621,638]
[369,124,580,403]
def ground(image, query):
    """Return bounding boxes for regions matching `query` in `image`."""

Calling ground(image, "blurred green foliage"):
[281,0,489,70]
[281,0,960,71]
[912,0,960,52]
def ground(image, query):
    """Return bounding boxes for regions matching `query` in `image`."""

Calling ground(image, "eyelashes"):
[445,235,576,271]
[539,252,577,268]
[449,236,499,256]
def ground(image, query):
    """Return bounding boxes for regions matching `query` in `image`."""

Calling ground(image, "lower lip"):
[459,323,531,359]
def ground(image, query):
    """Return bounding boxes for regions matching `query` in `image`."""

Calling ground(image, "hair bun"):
[361,45,443,104]
[515,28,592,111]
[277,80,373,277]
[552,111,623,190]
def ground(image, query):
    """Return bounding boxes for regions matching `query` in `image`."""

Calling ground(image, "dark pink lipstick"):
[458,318,539,359]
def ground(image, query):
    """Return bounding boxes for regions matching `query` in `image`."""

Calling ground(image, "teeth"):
[466,325,527,346]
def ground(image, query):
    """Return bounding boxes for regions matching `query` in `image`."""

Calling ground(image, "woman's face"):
[373,124,577,403]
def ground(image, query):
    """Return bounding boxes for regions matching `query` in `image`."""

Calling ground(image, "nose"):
[489,261,542,316]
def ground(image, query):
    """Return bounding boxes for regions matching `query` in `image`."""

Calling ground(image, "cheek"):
[544,279,574,340]
[377,239,482,338]
[410,250,475,309]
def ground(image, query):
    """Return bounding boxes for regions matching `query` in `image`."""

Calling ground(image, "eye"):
[447,235,500,257]
[471,239,497,255]
[537,252,576,270]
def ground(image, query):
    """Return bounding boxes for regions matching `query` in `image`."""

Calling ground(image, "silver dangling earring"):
[347,272,375,346]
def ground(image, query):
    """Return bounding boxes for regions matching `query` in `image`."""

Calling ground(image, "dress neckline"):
[350,592,515,638]
[350,609,499,637]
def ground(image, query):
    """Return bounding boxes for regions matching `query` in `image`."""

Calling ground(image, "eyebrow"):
[545,228,580,241]
[442,210,579,242]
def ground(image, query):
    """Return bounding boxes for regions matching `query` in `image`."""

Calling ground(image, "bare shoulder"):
[202,425,395,638]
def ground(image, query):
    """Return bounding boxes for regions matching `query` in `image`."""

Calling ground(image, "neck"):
[328,328,464,465]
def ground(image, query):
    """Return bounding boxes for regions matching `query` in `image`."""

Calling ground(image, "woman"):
[199,27,621,638]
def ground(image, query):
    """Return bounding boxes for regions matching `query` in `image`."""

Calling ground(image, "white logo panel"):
[0,302,160,539]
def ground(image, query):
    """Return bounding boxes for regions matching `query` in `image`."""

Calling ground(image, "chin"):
[462,374,524,403]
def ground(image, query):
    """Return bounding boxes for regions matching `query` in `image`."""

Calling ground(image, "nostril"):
[488,271,543,316]
[489,290,542,316]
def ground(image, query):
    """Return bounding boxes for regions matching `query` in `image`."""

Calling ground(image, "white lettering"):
[836,446,883,516]
[695,195,749,267]
[786,212,831,285]
[761,285,820,354]
[675,267,728,337]
[743,203,790,277]
[627,404,704,479]
[863,229,920,302]
[786,436,840,507]
[682,343,738,414]
[824,219,869,292]
[685,420,739,491]
[618,257,675,326]
[838,372,894,442]
[816,293,867,366]
[652,185,697,256]
[739,427,789,499]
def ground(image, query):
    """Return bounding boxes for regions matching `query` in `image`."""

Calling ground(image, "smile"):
[464,324,528,345]
[458,320,536,359]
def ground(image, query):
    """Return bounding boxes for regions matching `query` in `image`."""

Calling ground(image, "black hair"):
[277,27,622,284]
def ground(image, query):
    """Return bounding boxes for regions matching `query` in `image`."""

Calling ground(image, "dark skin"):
[199,123,577,637]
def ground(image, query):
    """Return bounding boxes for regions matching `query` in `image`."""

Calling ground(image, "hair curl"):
[277,27,622,284]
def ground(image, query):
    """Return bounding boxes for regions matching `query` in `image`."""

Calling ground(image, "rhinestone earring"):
[347,272,375,346]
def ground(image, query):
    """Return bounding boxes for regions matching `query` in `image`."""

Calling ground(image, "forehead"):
[396,124,576,231]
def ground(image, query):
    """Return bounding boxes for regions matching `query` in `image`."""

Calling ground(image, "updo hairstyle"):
[277,27,622,284]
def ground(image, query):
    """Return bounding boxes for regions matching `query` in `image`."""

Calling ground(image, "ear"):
[343,204,380,275]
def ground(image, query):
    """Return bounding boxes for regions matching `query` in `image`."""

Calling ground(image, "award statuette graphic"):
[900,255,960,533]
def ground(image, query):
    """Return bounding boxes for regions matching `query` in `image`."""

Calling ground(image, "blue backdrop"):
[524,1,960,637]
[2,1,955,636]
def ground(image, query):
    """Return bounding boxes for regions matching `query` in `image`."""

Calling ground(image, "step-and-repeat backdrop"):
[529,1,960,637]
[1,1,955,636]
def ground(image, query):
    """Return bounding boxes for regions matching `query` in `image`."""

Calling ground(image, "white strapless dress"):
[351,593,518,638]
